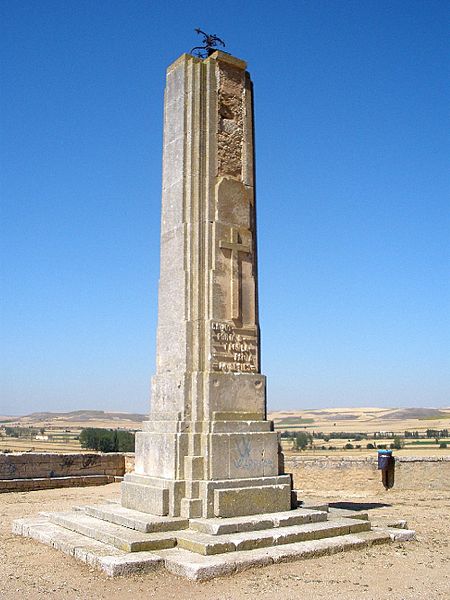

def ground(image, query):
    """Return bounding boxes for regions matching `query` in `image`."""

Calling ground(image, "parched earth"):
[0,482,448,600]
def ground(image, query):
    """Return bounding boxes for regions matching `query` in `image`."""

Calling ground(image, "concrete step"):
[296,496,329,512]
[189,507,327,535]
[177,517,371,555]
[12,515,163,576]
[47,511,177,552]
[13,514,390,580]
[328,508,369,520]
[160,529,391,580]
[80,503,188,533]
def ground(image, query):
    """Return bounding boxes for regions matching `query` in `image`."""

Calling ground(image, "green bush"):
[439,442,448,449]
[344,443,354,450]
[391,436,404,450]
[294,431,312,451]
[79,428,135,452]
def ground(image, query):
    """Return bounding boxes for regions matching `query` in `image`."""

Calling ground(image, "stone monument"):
[121,50,291,519]
[13,48,408,580]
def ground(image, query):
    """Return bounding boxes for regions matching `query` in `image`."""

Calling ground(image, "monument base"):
[121,473,292,518]
[13,499,415,579]
[124,414,290,518]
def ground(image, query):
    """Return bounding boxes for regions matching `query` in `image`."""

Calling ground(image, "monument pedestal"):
[121,413,291,518]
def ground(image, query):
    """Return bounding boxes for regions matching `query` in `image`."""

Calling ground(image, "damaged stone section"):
[217,61,245,179]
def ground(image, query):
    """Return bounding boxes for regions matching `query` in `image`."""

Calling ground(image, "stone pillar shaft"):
[121,52,291,519]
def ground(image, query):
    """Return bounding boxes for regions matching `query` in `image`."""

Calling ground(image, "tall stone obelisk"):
[121,51,292,519]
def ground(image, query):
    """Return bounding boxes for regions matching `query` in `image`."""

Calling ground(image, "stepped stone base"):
[12,500,414,580]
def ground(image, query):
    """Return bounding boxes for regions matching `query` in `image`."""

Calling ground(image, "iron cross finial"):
[190,28,226,59]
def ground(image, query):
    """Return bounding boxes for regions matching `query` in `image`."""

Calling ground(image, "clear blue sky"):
[1,0,449,415]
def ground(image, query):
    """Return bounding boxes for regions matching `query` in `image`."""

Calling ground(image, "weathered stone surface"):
[0,474,115,493]
[372,526,416,541]
[14,505,411,580]
[372,518,408,529]
[82,504,188,533]
[121,480,169,516]
[12,515,164,576]
[158,529,392,581]
[189,507,327,535]
[47,511,177,552]
[0,452,124,493]
[214,484,291,517]
[328,508,369,520]
[0,453,124,480]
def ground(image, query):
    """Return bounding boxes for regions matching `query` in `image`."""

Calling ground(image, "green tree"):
[79,427,135,453]
[391,436,404,450]
[295,431,312,451]
[117,431,135,452]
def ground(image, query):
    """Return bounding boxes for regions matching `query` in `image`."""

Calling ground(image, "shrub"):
[294,431,313,451]
[344,443,354,450]
[366,443,375,449]
[391,436,404,450]
[439,442,448,449]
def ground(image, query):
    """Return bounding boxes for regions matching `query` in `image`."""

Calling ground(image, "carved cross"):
[219,227,251,320]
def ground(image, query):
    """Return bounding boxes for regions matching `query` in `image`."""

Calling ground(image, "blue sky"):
[1,0,449,415]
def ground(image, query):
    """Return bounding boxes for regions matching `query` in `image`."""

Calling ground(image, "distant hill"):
[4,410,147,425]
[1,407,448,432]
[377,408,448,420]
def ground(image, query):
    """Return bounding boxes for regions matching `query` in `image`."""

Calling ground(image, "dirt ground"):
[0,482,448,600]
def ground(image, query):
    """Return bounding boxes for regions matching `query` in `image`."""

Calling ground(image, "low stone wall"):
[286,456,450,493]
[124,453,135,474]
[3,452,447,494]
[0,452,125,493]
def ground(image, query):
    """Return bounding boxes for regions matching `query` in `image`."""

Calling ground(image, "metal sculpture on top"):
[190,28,226,58]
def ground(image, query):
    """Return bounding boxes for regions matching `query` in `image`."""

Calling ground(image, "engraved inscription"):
[210,321,257,373]
[233,439,274,470]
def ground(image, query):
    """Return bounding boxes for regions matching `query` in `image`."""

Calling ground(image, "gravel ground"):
[0,482,449,600]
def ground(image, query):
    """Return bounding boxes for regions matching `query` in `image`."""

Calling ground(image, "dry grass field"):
[1,407,449,456]
[0,411,143,453]
[269,406,450,435]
